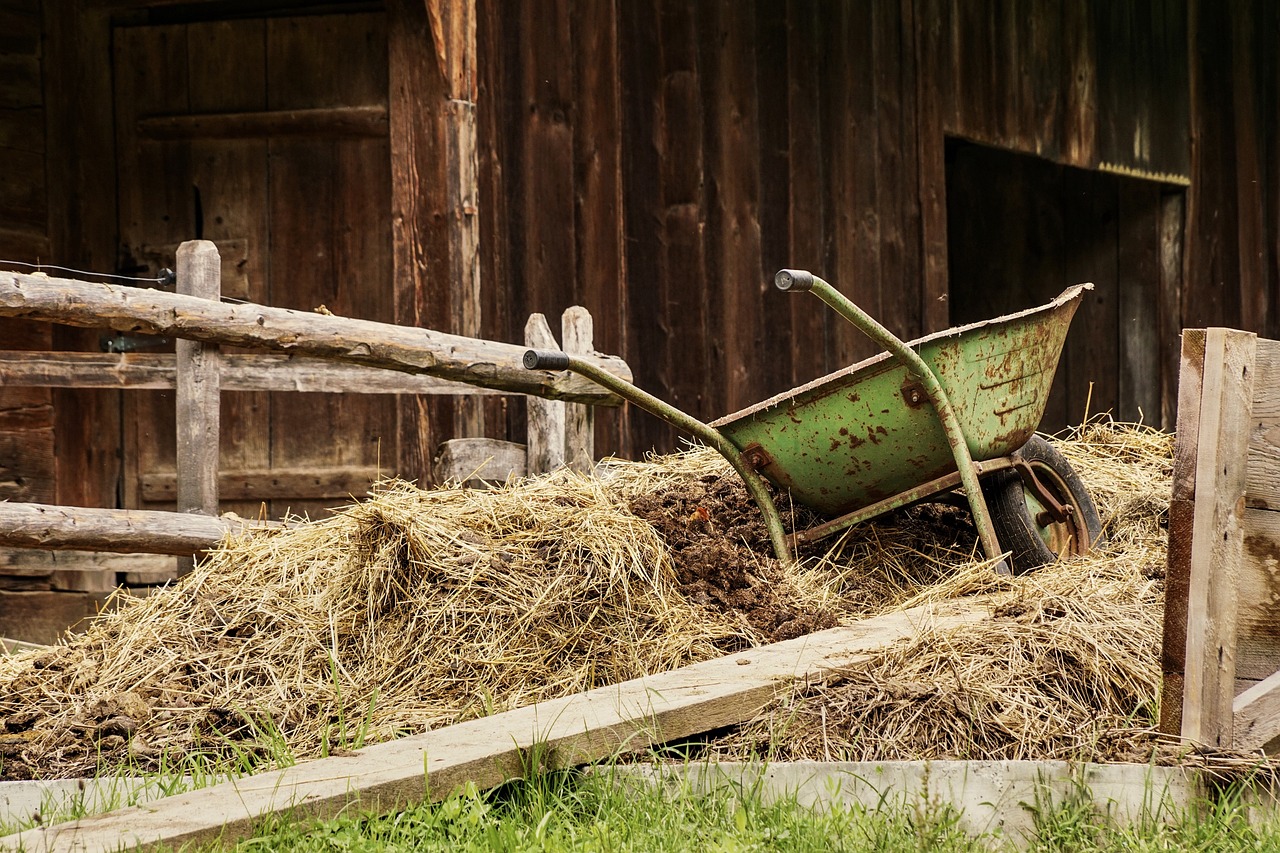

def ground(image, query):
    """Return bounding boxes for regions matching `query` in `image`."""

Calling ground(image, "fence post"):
[524,313,564,474]
[562,307,594,473]
[175,240,221,574]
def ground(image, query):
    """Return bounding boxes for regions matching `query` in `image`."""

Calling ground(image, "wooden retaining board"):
[2,598,990,852]
[1161,330,1280,750]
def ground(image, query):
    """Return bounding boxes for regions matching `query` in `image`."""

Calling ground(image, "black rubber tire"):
[981,435,1104,574]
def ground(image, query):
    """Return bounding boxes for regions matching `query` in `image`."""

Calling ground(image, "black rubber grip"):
[774,268,815,292]
[523,349,570,370]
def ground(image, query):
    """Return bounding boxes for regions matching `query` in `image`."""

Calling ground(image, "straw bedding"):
[0,421,1239,780]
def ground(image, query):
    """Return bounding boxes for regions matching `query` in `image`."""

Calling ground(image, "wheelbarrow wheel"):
[981,436,1103,573]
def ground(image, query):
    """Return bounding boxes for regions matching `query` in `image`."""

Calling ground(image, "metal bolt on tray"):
[526,270,1102,574]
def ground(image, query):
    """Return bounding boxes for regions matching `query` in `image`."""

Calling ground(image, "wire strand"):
[0,260,172,284]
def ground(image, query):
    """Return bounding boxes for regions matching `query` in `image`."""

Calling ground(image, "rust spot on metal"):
[901,380,927,408]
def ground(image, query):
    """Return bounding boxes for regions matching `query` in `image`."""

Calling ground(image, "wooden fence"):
[0,241,631,641]
[1161,327,1280,753]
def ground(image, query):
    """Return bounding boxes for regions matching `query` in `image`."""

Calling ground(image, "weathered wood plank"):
[1160,329,1205,736]
[1233,664,1280,753]
[0,502,280,555]
[5,597,992,852]
[136,106,388,140]
[0,549,175,592]
[141,467,380,503]
[524,313,564,474]
[42,1,120,511]
[430,438,526,486]
[0,590,107,646]
[0,352,511,395]
[184,18,271,522]
[1117,181,1161,423]
[569,0,626,456]
[1180,328,1256,748]
[389,0,453,485]
[561,307,594,472]
[1247,338,1280,509]
[1236,506,1280,683]
[175,241,221,573]
[0,273,631,403]
[175,241,221,520]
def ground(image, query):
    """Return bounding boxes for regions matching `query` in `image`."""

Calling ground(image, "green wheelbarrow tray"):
[524,271,1096,572]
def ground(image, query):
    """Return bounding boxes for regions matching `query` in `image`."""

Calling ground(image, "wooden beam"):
[137,106,388,140]
[0,273,631,404]
[0,352,512,395]
[141,467,380,502]
[5,598,992,852]
[0,502,280,556]
[1179,327,1256,748]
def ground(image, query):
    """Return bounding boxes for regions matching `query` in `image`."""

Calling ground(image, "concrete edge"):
[602,760,1276,844]
[0,776,217,832]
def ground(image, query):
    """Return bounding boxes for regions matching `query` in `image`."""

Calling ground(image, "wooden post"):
[175,241,221,574]
[1171,328,1257,748]
[562,307,594,472]
[524,313,564,474]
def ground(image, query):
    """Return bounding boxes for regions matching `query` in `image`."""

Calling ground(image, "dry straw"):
[0,420,1257,780]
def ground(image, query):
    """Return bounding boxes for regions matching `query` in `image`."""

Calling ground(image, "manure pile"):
[0,422,1203,780]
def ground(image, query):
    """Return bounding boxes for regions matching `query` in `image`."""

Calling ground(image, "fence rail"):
[0,241,626,596]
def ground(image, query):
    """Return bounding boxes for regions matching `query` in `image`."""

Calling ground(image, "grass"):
[204,764,1280,853]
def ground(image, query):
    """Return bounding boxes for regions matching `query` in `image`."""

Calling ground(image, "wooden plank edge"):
[3,598,993,852]
[1180,328,1256,748]
[1233,666,1280,753]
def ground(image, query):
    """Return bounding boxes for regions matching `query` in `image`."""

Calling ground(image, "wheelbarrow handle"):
[774,269,816,292]
[523,349,570,371]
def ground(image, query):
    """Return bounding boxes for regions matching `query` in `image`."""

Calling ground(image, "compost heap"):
[0,421,1216,781]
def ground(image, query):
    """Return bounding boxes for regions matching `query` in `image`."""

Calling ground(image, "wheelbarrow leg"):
[776,269,1010,573]
[523,350,796,566]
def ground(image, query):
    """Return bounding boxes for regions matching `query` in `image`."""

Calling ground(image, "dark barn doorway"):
[945,141,1184,432]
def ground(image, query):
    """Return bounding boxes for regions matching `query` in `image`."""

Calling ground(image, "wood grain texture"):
[1179,328,1256,748]
[1237,506,1280,683]
[5,597,992,852]
[561,307,594,472]
[431,438,527,486]
[1246,339,1280,509]
[141,467,381,503]
[175,241,221,519]
[46,1,120,512]
[524,313,564,474]
[0,352,510,395]
[137,106,388,140]
[0,502,280,556]
[1233,664,1280,753]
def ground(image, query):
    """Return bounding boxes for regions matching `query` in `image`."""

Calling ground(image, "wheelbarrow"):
[524,270,1101,574]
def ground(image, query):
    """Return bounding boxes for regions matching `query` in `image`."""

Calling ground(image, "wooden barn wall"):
[0,0,55,507]
[477,0,1209,457]
[1183,0,1280,341]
